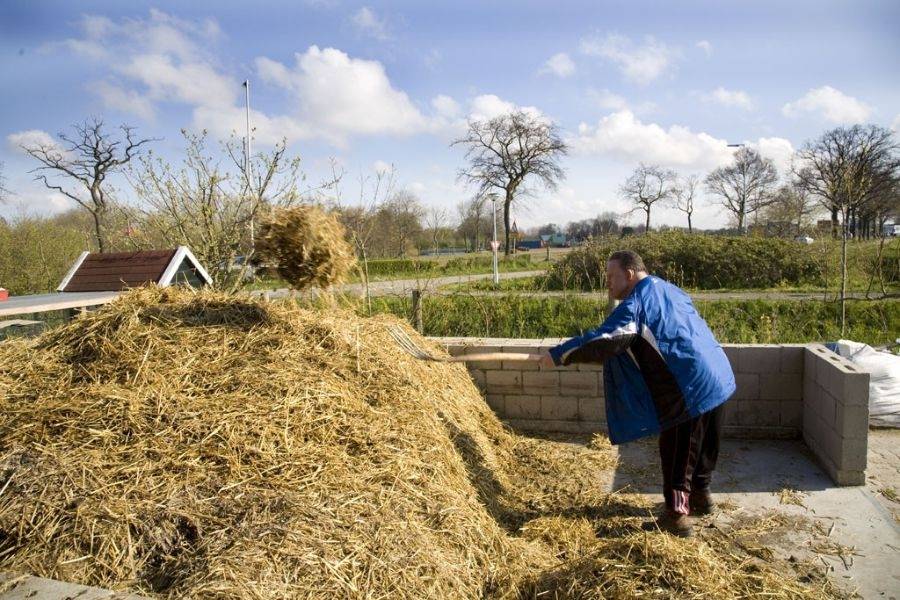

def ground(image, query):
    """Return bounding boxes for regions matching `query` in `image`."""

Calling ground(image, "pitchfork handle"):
[447,352,544,363]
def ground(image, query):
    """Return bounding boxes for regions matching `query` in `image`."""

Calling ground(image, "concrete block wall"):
[802,344,870,485]
[432,337,868,486]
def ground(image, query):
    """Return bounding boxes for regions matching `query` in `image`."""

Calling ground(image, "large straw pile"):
[254,205,356,290]
[0,287,847,599]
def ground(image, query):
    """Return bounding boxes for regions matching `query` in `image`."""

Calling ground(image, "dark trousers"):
[658,403,724,514]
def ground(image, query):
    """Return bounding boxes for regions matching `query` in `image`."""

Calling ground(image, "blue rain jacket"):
[548,276,735,444]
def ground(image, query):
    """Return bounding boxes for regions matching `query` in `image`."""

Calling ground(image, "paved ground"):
[252,269,547,299]
[591,428,900,599]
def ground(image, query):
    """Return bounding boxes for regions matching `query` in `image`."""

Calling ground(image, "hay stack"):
[0,288,847,599]
[254,205,355,290]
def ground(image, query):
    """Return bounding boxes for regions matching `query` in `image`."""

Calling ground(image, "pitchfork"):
[387,324,544,363]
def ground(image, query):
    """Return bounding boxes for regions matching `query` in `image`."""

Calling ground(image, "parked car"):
[794,235,815,244]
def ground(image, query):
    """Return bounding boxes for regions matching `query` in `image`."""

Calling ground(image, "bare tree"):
[795,124,900,332]
[425,205,450,254]
[619,164,676,231]
[128,130,325,289]
[22,118,154,252]
[761,181,819,237]
[453,110,567,255]
[670,174,700,233]
[705,147,778,234]
[333,164,397,311]
[380,190,425,257]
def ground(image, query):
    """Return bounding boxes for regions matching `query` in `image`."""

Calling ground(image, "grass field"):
[354,293,899,348]
[248,249,555,290]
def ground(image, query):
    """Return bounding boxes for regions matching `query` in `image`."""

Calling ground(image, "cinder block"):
[523,371,561,393]
[835,437,868,471]
[759,372,802,400]
[504,394,541,419]
[733,373,759,400]
[737,400,780,427]
[577,362,603,371]
[722,344,741,368]
[541,396,580,420]
[817,358,843,395]
[737,345,782,374]
[485,394,505,413]
[780,345,805,373]
[722,400,739,425]
[468,369,486,389]
[803,347,820,381]
[834,469,866,486]
[447,345,466,357]
[835,402,868,439]
[818,387,837,429]
[841,372,870,407]
[578,397,606,422]
[485,370,522,394]
[822,429,844,464]
[780,399,802,428]
[559,371,599,396]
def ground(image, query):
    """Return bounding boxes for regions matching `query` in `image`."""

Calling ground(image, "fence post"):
[411,289,423,333]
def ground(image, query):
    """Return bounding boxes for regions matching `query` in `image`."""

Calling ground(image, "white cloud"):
[751,137,795,175]
[372,160,393,174]
[586,89,656,116]
[351,7,390,41]
[45,11,457,147]
[122,53,237,109]
[588,89,629,111]
[892,114,900,132]
[93,81,157,120]
[7,129,58,152]
[696,40,712,56]
[570,111,794,173]
[431,94,461,119]
[256,46,432,144]
[782,86,872,124]
[570,110,732,169]
[703,87,754,110]
[468,94,543,122]
[580,34,677,85]
[539,52,575,78]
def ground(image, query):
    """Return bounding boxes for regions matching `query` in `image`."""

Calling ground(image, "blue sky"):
[1,0,898,228]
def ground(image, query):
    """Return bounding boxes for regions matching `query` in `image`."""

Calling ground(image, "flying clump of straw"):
[0,287,849,599]
[254,204,356,290]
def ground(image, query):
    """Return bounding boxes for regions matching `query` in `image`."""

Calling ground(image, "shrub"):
[547,232,821,290]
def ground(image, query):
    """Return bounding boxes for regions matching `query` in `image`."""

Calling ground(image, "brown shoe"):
[689,489,715,515]
[651,510,693,538]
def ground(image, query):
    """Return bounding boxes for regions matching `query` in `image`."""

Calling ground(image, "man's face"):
[606,260,634,301]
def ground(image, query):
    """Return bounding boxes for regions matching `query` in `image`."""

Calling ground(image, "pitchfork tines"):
[386,324,543,364]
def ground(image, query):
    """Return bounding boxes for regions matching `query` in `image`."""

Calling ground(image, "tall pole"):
[243,80,254,249]
[489,193,499,286]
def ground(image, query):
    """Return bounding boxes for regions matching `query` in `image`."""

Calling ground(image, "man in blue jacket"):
[539,250,735,537]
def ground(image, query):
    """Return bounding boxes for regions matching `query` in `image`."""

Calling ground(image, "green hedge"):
[362,254,532,278]
[546,232,821,290]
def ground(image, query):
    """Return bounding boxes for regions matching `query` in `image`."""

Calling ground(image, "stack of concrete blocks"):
[434,337,869,486]
[802,344,870,485]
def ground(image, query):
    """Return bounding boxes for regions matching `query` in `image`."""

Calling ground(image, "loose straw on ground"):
[0,287,849,599]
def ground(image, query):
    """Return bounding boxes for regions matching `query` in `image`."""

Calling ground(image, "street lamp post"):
[488,192,500,286]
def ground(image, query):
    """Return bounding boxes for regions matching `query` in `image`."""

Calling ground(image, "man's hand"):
[538,353,556,369]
